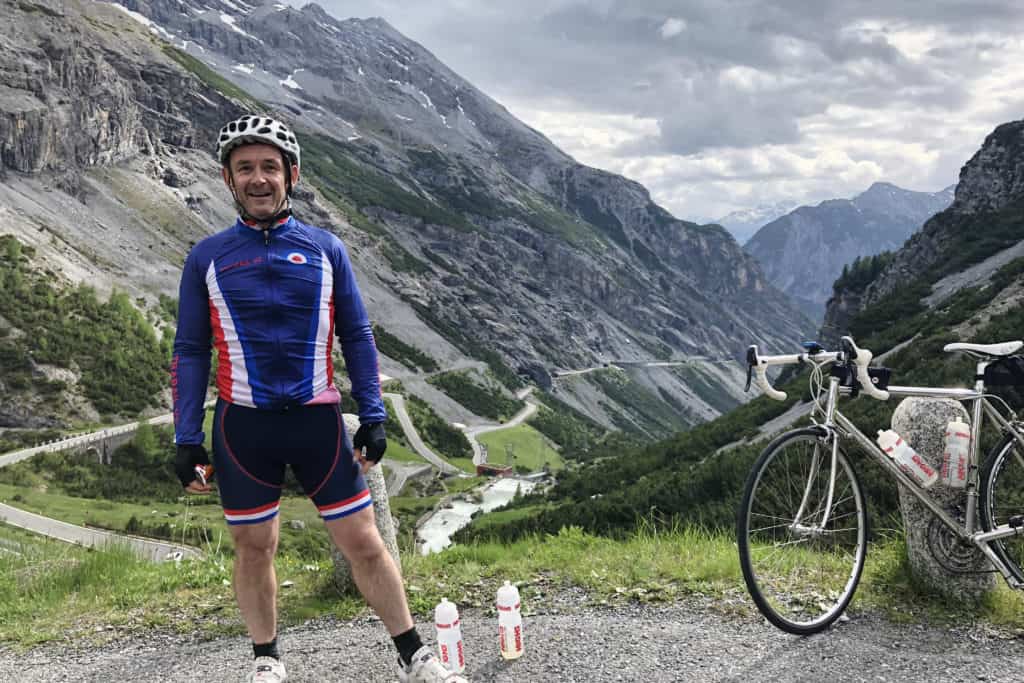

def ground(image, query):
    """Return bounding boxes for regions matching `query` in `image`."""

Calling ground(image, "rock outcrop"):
[822,120,1024,342]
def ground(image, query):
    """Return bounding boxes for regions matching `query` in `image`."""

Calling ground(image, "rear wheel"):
[980,432,1024,584]
[737,428,867,634]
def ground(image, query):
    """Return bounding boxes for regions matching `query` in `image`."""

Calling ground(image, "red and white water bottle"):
[434,598,465,673]
[941,420,970,489]
[877,429,938,488]
[496,580,523,660]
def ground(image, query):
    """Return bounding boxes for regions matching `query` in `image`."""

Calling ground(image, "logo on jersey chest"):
[286,252,308,265]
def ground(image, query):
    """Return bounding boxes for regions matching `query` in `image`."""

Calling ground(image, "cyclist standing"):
[171,114,467,683]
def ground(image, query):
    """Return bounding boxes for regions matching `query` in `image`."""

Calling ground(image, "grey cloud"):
[304,0,1021,215]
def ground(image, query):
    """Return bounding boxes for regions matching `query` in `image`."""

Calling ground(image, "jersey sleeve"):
[171,247,212,445]
[330,239,387,424]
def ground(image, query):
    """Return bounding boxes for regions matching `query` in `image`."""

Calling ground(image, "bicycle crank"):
[927,516,991,574]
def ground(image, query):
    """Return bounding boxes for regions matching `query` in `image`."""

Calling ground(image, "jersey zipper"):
[264,228,285,403]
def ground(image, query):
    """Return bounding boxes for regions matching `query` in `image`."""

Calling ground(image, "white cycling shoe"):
[249,656,287,682]
[398,646,469,682]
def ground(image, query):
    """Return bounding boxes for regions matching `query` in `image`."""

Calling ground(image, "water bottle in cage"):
[877,429,938,488]
[941,420,970,489]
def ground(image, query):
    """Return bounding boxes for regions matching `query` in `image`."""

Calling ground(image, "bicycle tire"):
[737,427,868,635]
[980,432,1024,584]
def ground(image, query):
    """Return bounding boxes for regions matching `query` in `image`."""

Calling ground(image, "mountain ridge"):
[744,182,954,321]
[0,0,812,439]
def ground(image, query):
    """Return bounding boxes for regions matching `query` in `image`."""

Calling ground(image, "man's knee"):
[329,514,387,564]
[232,526,279,566]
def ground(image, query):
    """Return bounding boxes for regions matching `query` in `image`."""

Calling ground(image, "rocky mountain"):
[822,119,1024,347]
[0,0,812,436]
[712,201,797,246]
[744,183,954,322]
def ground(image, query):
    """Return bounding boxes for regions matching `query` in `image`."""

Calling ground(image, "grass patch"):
[0,525,359,648]
[1,521,1021,647]
[477,425,562,472]
[446,457,476,474]
[382,440,425,464]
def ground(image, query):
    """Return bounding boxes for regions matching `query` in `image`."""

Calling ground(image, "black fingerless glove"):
[174,443,210,488]
[353,422,387,464]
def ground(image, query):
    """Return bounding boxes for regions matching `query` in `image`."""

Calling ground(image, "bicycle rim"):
[981,433,1024,584]
[738,429,867,634]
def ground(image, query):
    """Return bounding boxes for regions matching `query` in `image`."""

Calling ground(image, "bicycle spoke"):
[739,431,866,635]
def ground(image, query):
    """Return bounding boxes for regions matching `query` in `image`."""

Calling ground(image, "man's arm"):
[172,249,212,445]
[331,240,386,424]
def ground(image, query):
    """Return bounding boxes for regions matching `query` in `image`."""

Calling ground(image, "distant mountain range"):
[712,202,799,245]
[743,182,955,321]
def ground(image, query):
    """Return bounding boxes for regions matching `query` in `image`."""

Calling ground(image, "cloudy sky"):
[301,0,1024,223]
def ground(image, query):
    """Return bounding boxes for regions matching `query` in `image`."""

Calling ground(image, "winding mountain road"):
[0,407,211,562]
[463,387,538,465]
[383,392,461,475]
[0,503,202,562]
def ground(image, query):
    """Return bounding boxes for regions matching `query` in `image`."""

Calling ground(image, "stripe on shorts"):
[318,489,372,521]
[224,500,280,526]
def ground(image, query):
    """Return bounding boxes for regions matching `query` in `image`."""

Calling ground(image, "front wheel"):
[737,428,868,634]
[980,432,1024,584]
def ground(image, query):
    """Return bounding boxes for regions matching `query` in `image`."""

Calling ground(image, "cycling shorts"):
[210,398,371,526]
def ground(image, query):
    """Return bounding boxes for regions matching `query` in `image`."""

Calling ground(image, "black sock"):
[393,627,423,667]
[253,637,280,660]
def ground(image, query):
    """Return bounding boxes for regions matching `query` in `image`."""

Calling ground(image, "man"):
[172,114,467,683]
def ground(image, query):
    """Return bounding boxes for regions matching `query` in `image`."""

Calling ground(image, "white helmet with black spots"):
[217,115,300,170]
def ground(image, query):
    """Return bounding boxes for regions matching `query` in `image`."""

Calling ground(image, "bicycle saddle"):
[943,340,1024,357]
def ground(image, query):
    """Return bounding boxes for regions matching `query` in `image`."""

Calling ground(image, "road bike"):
[736,335,1024,634]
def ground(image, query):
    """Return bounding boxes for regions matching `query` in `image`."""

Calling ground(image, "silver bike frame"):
[805,360,1024,587]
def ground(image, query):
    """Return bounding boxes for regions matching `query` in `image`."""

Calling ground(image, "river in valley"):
[416,477,537,555]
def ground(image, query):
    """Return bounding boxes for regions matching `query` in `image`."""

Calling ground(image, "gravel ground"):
[3,593,1024,683]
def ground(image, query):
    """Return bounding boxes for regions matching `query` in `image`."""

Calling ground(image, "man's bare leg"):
[324,505,414,635]
[230,516,281,643]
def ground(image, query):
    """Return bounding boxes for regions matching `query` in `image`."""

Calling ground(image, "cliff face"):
[0,1,232,175]
[821,120,1024,343]
[1,0,812,435]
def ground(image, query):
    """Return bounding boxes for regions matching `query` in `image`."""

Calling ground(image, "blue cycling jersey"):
[171,216,386,445]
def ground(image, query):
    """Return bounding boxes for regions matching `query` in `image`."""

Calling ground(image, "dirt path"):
[3,597,1023,682]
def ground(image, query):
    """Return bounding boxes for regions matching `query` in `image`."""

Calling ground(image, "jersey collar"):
[234,215,296,238]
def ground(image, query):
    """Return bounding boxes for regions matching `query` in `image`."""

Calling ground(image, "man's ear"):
[221,166,233,190]
[290,163,300,186]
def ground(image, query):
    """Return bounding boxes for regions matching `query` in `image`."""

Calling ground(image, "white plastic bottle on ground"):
[496,580,524,660]
[434,597,465,673]
[941,420,971,489]
[877,429,938,488]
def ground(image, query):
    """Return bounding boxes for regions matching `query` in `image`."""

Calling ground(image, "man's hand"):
[175,444,212,494]
[353,422,386,473]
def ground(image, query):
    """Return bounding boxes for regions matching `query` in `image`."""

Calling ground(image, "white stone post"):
[890,397,995,602]
[330,413,401,595]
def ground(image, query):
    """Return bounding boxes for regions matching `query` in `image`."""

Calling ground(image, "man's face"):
[222,143,299,220]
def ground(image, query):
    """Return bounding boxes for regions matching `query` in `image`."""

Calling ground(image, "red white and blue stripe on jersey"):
[172,216,385,446]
